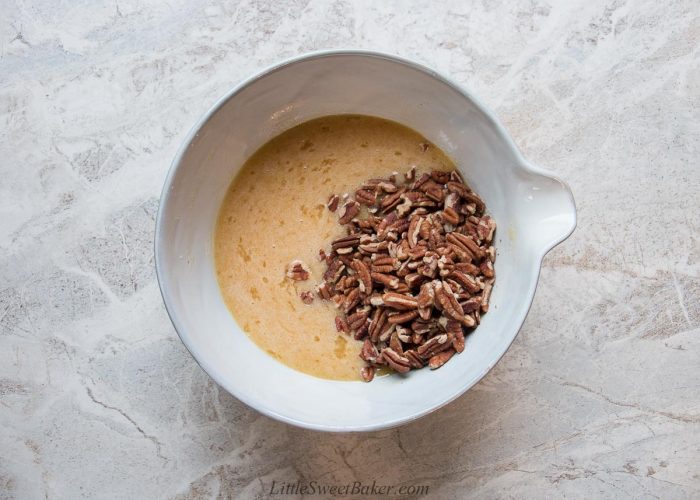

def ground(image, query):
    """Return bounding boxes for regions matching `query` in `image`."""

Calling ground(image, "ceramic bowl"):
[155,50,576,432]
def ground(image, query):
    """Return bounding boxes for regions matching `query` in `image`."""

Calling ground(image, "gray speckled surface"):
[1,1,699,498]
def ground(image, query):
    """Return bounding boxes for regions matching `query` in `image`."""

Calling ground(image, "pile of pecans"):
[291,167,496,382]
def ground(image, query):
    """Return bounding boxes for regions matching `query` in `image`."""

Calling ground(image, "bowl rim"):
[154,49,577,432]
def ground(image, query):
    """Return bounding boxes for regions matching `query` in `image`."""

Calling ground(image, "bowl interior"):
[156,52,575,431]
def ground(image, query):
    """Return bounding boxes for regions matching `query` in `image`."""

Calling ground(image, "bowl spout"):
[520,169,577,255]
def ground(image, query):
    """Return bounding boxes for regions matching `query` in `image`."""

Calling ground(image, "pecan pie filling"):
[215,115,495,381]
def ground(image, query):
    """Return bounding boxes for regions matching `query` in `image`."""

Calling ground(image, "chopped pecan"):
[371,272,399,289]
[369,293,384,306]
[416,281,435,320]
[338,200,360,224]
[317,282,332,299]
[286,260,310,281]
[407,244,427,260]
[421,180,445,202]
[405,272,425,289]
[420,253,439,278]
[452,232,485,259]
[396,195,413,217]
[347,309,369,331]
[335,316,349,332]
[368,307,388,343]
[361,365,375,382]
[378,322,395,342]
[461,191,485,213]
[435,281,474,327]
[454,261,480,275]
[446,181,470,199]
[356,188,377,206]
[300,291,314,304]
[327,194,340,212]
[441,206,460,225]
[377,180,398,193]
[380,189,404,211]
[371,264,395,274]
[306,168,494,380]
[389,331,404,354]
[460,296,482,313]
[332,234,360,252]
[487,245,496,262]
[344,287,361,314]
[448,270,481,294]
[477,216,496,242]
[405,165,417,180]
[447,242,473,263]
[444,192,460,212]
[372,255,398,268]
[481,281,493,313]
[323,259,345,283]
[359,241,384,253]
[480,259,495,278]
[430,170,451,184]
[395,325,412,343]
[450,170,464,183]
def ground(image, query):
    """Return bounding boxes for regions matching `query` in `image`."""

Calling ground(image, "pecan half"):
[446,319,465,353]
[382,292,418,310]
[449,270,481,294]
[382,347,411,373]
[433,281,458,313]
[352,259,373,295]
[417,333,452,359]
[356,188,377,206]
[429,349,455,369]
[404,350,425,369]
[387,310,419,324]
[332,235,360,252]
[360,338,379,363]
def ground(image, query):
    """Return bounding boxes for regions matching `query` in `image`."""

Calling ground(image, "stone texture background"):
[1,0,698,498]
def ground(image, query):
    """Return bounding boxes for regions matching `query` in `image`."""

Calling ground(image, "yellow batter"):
[214,115,456,380]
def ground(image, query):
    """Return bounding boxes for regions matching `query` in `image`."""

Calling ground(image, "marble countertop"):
[1,1,698,498]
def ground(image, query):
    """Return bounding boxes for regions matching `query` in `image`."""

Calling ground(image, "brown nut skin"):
[307,169,495,381]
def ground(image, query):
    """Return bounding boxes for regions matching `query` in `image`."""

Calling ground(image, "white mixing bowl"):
[155,50,576,432]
